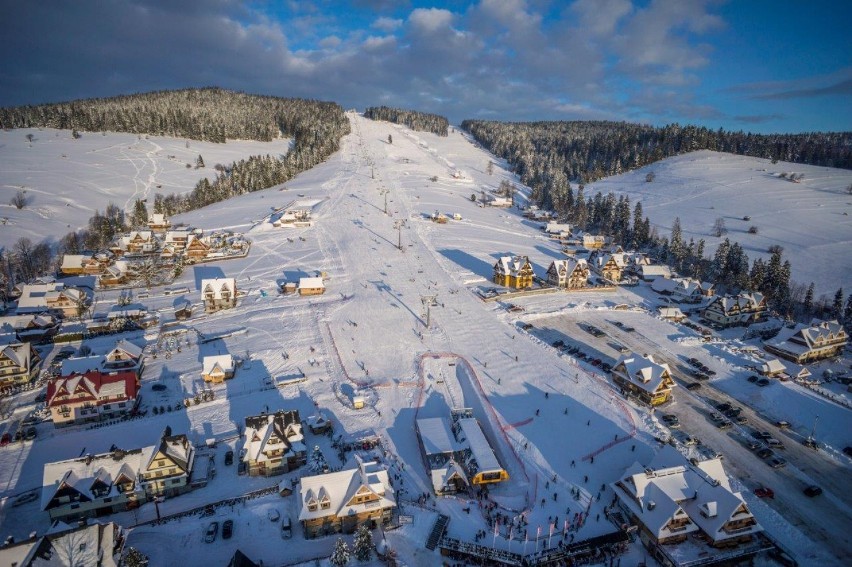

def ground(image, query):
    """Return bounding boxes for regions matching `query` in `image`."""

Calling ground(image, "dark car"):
[222,519,234,539]
[747,375,759,383]
[716,402,732,412]
[661,414,680,428]
[552,340,564,348]
[24,427,36,441]
[767,456,787,469]
[803,485,823,497]
[204,521,219,543]
[224,450,234,466]
[238,461,247,475]
[756,377,771,387]
[756,448,774,459]
[686,382,702,390]
[754,487,775,499]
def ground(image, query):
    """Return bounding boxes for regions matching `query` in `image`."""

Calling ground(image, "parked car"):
[205,521,219,543]
[754,486,775,499]
[686,382,702,391]
[716,402,732,413]
[756,377,771,387]
[775,421,791,429]
[12,492,39,507]
[222,519,233,539]
[747,375,759,383]
[753,431,773,440]
[735,415,748,424]
[803,485,823,497]
[24,427,36,441]
[267,508,280,522]
[281,517,292,539]
[767,456,787,469]
[551,340,564,348]
[224,450,234,466]
[661,414,680,428]
[0,433,10,446]
[756,448,774,459]
[237,461,247,475]
[744,439,761,451]
[766,438,785,450]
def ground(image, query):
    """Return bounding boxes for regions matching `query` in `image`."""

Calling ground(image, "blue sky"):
[1,0,849,133]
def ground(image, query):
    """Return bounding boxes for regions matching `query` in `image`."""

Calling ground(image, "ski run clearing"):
[0,113,850,567]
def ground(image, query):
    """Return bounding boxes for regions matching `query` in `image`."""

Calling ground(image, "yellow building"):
[493,255,534,289]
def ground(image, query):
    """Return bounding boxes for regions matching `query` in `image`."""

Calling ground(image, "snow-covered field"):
[0,115,849,566]
[0,128,291,249]
[588,150,852,297]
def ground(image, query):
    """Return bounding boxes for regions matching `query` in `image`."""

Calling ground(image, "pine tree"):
[833,288,844,319]
[844,295,852,330]
[353,524,373,561]
[196,154,205,168]
[668,217,685,270]
[486,161,494,175]
[123,547,149,567]
[803,283,815,315]
[309,445,327,473]
[330,537,351,566]
[712,238,731,284]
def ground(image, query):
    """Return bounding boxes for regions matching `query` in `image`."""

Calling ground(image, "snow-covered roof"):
[41,448,147,511]
[760,358,786,375]
[298,277,324,289]
[298,456,395,522]
[201,278,236,299]
[60,355,105,376]
[494,255,531,278]
[417,417,457,457]
[612,353,674,394]
[202,353,234,375]
[243,410,305,466]
[456,418,502,474]
[765,319,848,356]
[0,341,32,369]
[612,446,760,544]
[640,265,672,278]
[430,460,468,494]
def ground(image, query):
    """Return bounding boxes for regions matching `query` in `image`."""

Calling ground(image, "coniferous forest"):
[462,119,852,213]
[364,106,449,137]
[0,88,349,216]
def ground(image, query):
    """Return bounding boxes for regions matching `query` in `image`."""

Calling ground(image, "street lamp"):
[393,219,405,251]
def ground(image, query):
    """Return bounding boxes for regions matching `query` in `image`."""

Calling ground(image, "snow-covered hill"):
[0,128,290,249]
[587,150,852,296]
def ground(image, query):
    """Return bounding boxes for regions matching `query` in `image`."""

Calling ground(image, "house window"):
[118,402,126,408]
[321,501,331,510]
[104,497,112,503]
[157,459,166,467]
[171,478,182,485]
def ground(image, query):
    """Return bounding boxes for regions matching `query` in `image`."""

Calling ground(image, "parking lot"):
[525,306,852,560]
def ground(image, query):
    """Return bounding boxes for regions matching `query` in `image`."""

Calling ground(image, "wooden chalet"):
[612,446,761,548]
[298,456,396,538]
[493,255,534,289]
[611,353,675,406]
[0,340,40,388]
[242,410,307,477]
[201,278,237,312]
[701,292,766,328]
[764,319,848,364]
[545,259,590,289]
[201,354,235,384]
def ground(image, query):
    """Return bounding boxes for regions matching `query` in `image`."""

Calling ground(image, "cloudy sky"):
[1,0,849,133]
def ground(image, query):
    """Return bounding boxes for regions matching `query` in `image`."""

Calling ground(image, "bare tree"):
[10,190,27,209]
[712,217,727,237]
[645,172,656,182]
[25,133,34,144]
[486,161,494,175]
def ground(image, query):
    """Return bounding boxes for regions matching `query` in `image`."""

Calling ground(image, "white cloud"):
[372,16,402,32]
[408,7,454,34]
